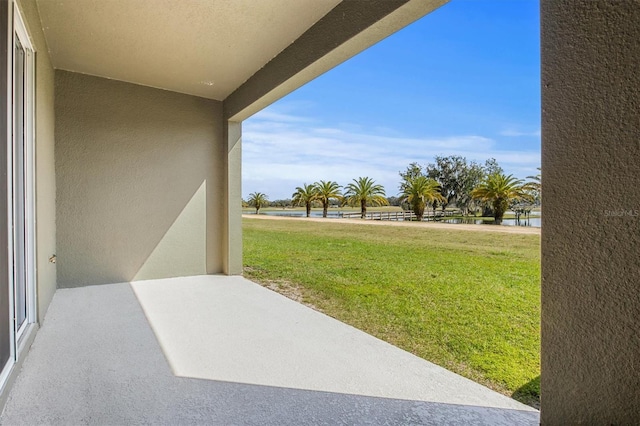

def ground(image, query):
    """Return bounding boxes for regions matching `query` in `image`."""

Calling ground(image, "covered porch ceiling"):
[36,0,342,101]
[35,0,447,120]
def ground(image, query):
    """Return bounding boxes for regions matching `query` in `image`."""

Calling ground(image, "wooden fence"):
[340,210,461,221]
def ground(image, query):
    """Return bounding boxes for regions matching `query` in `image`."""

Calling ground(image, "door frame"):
[11,0,36,345]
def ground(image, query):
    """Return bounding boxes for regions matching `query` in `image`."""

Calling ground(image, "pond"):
[247,210,343,218]
[245,210,541,227]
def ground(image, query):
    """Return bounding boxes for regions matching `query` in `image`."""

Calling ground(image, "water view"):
[244,210,541,227]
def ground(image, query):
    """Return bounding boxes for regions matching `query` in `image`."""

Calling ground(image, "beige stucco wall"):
[16,0,57,321]
[55,71,224,287]
[541,1,640,423]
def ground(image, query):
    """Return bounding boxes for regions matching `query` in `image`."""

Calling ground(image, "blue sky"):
[243,0,540,201]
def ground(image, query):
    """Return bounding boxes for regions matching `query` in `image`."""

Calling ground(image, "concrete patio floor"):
[0,275,538,425]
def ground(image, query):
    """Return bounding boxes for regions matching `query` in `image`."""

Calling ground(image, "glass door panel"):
[13,37,27,335]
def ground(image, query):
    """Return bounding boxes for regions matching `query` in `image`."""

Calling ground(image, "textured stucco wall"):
[17,0,57,321]
[541,1,640,423]
[55,71,224,287]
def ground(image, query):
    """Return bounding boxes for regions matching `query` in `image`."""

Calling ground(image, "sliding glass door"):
[13,35,28,338]
[10,0,35,351]
[0,0,35,388]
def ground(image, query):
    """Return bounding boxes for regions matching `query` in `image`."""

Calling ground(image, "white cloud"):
[499,128,541,137]
[242,108,541,200]
[250,109,315,124]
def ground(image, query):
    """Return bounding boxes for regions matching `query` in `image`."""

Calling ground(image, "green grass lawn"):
[243,217,541,407]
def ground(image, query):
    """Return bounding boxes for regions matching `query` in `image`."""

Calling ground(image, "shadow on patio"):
[0,276,538,425]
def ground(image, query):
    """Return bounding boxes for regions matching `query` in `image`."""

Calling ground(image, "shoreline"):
[243,214,541,235]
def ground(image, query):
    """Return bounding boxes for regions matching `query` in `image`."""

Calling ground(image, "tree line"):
[245,155,541,223]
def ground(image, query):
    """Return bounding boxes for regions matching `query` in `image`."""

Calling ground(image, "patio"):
[0,275,537,425]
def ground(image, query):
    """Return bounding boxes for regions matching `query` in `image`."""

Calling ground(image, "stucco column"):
[222,121,242,275]
[541,1,640,423]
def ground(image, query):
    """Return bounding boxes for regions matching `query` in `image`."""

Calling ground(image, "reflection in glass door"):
[13,36,27,337]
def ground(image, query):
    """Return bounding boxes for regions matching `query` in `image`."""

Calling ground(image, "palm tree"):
[247,192,268,214]
[471,173,531,223]
[525,167,542,204]
[314,180,342,218]
[342,177,388,219]
[400,176,445,221]
[292,183,318,217]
